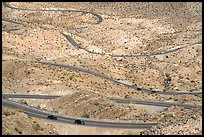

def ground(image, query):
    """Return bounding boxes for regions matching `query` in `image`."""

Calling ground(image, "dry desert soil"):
[2,2,202,135]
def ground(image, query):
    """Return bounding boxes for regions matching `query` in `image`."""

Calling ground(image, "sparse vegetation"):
[15,127,22,134]
[2,2,201,135]
[69,75,74,80]
[81,113,90,118]
[19,99,28,105]
[3,110,11,116]
[32,123,41,131]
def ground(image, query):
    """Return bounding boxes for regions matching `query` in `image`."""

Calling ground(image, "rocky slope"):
[2,2,202,135]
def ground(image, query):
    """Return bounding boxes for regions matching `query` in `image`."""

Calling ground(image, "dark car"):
[47,115,57,120]
[74,119,85,125]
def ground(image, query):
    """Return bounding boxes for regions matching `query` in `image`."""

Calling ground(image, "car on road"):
[74,119,85,125]
[47,115,57,120]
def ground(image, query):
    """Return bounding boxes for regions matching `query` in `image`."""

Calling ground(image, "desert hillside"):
[2,2,202,135]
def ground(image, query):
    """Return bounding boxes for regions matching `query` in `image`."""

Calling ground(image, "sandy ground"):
[2,2,202,135]
[2,106,58,135]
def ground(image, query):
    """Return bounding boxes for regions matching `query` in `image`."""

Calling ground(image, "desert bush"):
[81,114,90,118]
[3,111,11,116]
[69,75,74,80]
[32,123,41,131]
[15,127,22,134]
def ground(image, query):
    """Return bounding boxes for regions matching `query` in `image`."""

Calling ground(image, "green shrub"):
[69,75,74,80]
[15,127,22,134]
[81,114,89,118]
[32,123,41,131]
[3,111,11,116]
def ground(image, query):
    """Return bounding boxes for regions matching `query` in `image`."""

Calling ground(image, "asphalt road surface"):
[3,2,103,24]
[2,2,202,130]
[3,94,61,99]
[61,32,191,58]
[109,98,202,109]
[2,99,159,129]
[38,61,202,96]
[3,94,202,109]
[2,2,201,96]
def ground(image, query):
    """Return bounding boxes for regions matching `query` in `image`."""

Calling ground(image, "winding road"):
[3,94,202,109]
[3,2,103,24]
[109,98,202,109]
[2,18,23,32]
[2,2,202,96]
[2,2,202,130]
[2,28,20,32]
[2,99,158,129]
[61,32,193,58]
[38,61,202,95]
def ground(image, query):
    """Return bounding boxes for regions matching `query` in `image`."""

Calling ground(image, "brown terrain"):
[2,2,202,135]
